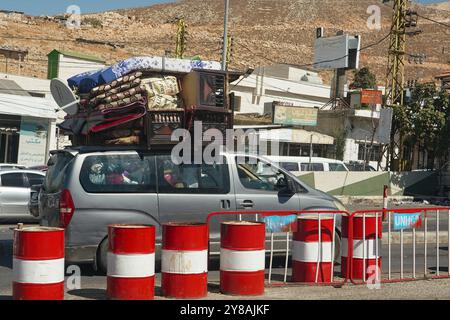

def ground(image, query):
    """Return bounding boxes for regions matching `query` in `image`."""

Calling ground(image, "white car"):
[0,163,26,171]
[263,156,349,174]
[0,170,46,221]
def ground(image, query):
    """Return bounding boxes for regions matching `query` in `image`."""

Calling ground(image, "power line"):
[416,13,450,29]
[234,32,391,69]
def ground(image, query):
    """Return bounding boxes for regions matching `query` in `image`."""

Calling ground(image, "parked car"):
[28,165,48,172]
[0,163,27,171]
[264,156,349,174]
[29,183,42,218]
[345,161,377,172]
[0,170,46,221]
[39,147,347,273]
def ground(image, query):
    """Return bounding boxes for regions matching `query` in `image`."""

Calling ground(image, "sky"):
[0,0,447,16]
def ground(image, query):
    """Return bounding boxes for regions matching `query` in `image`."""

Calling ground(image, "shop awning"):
[0,93,57,120]
[238,127,334,145]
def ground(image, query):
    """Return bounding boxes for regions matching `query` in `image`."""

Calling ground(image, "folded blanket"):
[96,93,146,112]
[89,79,143,105]
[90,72,143,98]
[58,112,88,135]
[85,98,147,134]
[90,84,147,106]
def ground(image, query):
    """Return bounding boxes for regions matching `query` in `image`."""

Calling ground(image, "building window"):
[233,95,242,112]
[287,143,328,158]
[358,143,382,162]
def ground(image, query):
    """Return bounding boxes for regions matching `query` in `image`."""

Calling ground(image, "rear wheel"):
[96,237,108,275]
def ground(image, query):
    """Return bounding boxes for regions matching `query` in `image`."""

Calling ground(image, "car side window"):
[300,163,324,171]
[80,154,156,193]
[1,173,26,188]
[329,163,347,172]
[26,173,45,187]
[236,157,286,192]
[281,162,299,172]
[156,156,230,194]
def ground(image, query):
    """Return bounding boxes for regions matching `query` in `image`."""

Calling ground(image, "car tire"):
[96,237,108,275]
[334,230,341,264]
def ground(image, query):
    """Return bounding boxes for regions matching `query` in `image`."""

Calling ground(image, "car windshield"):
[329,163,347,171]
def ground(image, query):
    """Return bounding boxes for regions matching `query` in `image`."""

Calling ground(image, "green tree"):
[400,83,450,169]
[350,67,377,89]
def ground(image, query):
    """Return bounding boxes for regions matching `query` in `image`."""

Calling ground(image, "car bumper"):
[66,246,97,264]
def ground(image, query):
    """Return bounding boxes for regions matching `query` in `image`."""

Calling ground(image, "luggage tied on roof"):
[57,56,233,147]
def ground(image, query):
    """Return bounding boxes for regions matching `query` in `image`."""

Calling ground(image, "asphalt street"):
[1,213,449,300]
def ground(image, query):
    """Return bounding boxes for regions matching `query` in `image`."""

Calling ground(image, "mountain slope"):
[0,0,448,86]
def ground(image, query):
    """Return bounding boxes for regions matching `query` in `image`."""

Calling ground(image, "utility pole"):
[384,0,418,171]
[222,0,230,71]
[226,35,233,69]
[175,18,187,59]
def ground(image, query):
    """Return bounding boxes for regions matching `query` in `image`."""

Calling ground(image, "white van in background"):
[263,156,349,174]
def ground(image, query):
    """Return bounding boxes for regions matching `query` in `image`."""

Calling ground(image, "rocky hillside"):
[428,1,450,11]
[0,0,449,86]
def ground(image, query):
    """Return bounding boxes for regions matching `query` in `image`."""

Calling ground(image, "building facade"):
[231,64,389,169]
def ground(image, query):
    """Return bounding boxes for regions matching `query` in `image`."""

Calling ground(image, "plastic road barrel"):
[220,221,266,296]
[107,224,155,300]
[292,216,335,283]
[342,214,382,280]
[162,222,208,299]
[13,227,65,300]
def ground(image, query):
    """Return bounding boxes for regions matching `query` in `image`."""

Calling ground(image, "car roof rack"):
[58,145,175,155]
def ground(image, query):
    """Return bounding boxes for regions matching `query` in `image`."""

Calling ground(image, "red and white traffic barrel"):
[162,222,208,299]
[220,221,265,296]
[107,225,155,300]
[13,227,65,300]
[342,214,382,280]
[292,216,335,283]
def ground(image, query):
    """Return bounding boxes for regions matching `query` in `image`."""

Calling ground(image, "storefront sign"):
[17,117,49,167]
[273,103,318,126]
[361,89,383,105]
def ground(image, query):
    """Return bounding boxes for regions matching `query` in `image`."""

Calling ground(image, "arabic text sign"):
[17,117,48,167]
[273,105,318,126]
[393,213,422,231]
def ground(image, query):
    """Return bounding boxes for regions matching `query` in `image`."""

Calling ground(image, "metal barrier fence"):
[206,210,351,287]
[206,207,450,288]
[351,207,450,285]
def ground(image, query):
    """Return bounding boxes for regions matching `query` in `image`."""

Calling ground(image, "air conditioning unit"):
[181,70,228,112]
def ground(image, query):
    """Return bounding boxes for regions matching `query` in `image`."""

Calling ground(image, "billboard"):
[17,117,49,167]
[272,103,318,126]
[314,34,361,70]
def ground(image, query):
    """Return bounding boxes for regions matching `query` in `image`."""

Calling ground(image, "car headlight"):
[333,200,347,212]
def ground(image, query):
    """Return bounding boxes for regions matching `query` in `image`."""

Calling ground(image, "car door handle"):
[238,200,254,209]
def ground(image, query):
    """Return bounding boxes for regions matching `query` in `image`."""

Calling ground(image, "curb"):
[336,196,414,207]
[381,231,449,245]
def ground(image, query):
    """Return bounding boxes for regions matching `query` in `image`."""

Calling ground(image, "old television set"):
[181,70,228,112]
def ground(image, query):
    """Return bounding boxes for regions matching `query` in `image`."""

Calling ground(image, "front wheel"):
[96,237,108,275]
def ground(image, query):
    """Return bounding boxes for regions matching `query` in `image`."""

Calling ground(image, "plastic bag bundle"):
[143,76,179,96]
